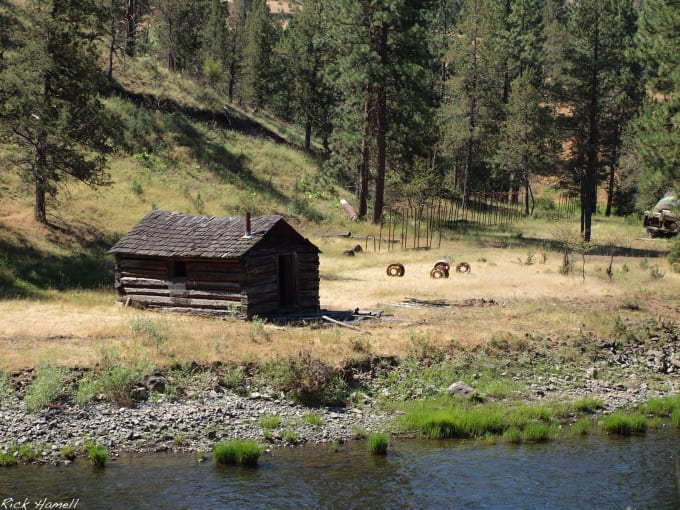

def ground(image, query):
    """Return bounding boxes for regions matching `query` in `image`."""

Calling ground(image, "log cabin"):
[108,210,320,319]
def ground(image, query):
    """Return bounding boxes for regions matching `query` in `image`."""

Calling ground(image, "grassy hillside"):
[0,59,358,297]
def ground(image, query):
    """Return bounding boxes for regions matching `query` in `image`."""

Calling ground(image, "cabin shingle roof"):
[108,210,285,258]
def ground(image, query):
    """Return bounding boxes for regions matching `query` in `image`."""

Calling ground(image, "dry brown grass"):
[1,227,677,372]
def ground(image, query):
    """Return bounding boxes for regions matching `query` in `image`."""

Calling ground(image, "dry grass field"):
[1,216,677,372]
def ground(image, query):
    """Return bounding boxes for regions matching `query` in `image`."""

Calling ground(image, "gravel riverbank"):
[2,333,680,465]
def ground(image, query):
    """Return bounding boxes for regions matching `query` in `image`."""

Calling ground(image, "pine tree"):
[240,0,280,108]
[559,0,640,241]
[325,0,438,223]
[0,0,114,225]
[630,0,680,206]
[272,0,334,152]
[442,0,498,206]
[202,0,230,91]
[494,71,553,214]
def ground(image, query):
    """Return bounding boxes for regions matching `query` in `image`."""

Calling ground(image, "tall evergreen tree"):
[559,0,640,241]
[155,0,208,73]
[201,0,229,90]
[225,0,251,102]
[273,0,334,152]
[442,0,498,206]
[629,0,680,206]
[0,0,114,224]
[494,71,553,214]
[240,0,279,108]
[325,0,438,223]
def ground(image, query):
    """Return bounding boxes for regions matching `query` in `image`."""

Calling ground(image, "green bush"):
[571,418,593,435]
[367,433,389,455]
[130,315,169,352]
[60,445,76,461]
[213,439,262,466]
[0,370,15,405]
[302,412,322,426]
[74,372,100,407]
[257,351,347,406]
[24,365,66,413]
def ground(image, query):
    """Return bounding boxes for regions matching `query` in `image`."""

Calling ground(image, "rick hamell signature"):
[1,499,79,510]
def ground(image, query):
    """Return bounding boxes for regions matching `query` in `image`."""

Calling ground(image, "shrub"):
[74,372,100,407]
[130,315,169,352]
[571,418,593,435]
[17,443,41,461]
[367,433,389,455]
[24,365,66,413]
[258,351,347,406]
[86,441,108,467]
[0,370,15,405]
[213,439,262,466]
[671,409,680,428]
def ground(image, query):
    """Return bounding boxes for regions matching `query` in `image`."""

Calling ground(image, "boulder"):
[447,381,474,397]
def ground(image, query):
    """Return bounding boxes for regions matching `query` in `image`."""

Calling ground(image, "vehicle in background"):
[643,194,680,237]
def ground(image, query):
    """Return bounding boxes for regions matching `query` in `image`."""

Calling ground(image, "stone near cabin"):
[447,381,474,397]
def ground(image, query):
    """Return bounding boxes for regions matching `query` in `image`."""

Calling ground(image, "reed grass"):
[86,441,109,467]
[213,439,262,466]
[259,413,281,430]
[573,398,605,413]
[367,433,389,455]
[522,422,553,442]
[601,412,648,435]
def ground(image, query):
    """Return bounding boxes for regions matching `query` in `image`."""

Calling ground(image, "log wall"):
[114,250,320,319]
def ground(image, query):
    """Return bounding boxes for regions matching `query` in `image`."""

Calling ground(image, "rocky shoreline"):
[0,389,393,464]
[3,332,680,465]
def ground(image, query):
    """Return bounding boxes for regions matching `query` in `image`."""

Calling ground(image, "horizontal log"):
[117,258,168,271]
[188,261,241,272]
[120,277,168,288]
[186,271,243,282]
[126,295,241,309]
[123,288,242,301]
[186,281,242,292]
[120,269,168,279]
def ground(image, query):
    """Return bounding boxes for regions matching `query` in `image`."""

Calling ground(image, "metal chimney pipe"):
[244,211,251,237]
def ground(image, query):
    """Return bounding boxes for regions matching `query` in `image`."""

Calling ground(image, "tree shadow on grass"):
[0,219,117,298]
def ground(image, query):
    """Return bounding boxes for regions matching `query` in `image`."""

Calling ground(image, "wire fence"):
[369,191,579,251]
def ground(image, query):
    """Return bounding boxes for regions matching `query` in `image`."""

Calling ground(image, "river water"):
[1,431,679,509]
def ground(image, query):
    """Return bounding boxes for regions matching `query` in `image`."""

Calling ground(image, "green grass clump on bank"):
[367,433,389,455]
[0,451,17,467]
[641,395,680,417]
[213,439,262,466]
[600,412,647,435]
[86,441,109,467]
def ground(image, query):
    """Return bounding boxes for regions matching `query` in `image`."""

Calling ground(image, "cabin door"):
[278,254,297,308]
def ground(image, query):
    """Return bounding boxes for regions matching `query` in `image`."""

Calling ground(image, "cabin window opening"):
[278,254,297,307]
[172,261,187,278]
